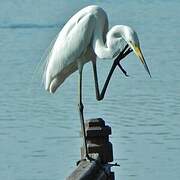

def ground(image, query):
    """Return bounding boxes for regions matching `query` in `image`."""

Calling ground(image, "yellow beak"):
[133,45,151,77]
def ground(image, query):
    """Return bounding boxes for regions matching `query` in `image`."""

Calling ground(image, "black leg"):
[78,66,91,160]
[92,45,132,101]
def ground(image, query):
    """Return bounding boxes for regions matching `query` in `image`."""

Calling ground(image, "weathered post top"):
[81,118,113,164]
[67,118,116,180]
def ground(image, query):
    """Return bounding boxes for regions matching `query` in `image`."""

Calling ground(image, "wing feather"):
[45,12,96,92]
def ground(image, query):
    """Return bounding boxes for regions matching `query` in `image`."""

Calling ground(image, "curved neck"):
[93,25,126,59]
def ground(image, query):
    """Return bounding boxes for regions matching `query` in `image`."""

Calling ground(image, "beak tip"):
[148,72,152,78]
[135,46,151,79]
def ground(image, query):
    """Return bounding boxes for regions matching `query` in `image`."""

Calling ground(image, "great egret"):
[44,5,151,160]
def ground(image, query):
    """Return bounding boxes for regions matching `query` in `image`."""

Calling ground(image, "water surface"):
[0,1,180,180]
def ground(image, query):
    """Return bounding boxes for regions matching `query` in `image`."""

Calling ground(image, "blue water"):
[0,1,180,180]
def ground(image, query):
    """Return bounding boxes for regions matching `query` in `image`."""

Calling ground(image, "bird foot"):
[76,155,95,166]
[109,162,120,167]
[113,55,129,77]
[118,62,129,77]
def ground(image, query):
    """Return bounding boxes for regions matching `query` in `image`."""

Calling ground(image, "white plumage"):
[44,5,150,93]
[43,5,151,160]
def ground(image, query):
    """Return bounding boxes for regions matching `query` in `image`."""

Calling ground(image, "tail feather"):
[43,33,59,89]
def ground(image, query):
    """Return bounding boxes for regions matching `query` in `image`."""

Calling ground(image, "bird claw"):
[117,62,129,77]
[113,50,130,77]
[111,162,120,167]
[103,162,120,170]
[76,156,95,166]
[112,45,133,77]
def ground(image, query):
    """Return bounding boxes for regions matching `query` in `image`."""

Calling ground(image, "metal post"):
[67,118,115,180]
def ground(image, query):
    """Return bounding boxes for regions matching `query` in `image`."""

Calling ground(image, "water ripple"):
[1,1,180,180]
[0,23,60,29]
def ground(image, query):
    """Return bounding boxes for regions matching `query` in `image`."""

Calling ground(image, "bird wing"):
[44,12,96,93]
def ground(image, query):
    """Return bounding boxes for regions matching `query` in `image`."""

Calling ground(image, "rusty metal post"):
[67,118,116,180]
[81,118,113,164]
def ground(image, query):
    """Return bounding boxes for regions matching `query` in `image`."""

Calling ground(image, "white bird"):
[44,5,151,160]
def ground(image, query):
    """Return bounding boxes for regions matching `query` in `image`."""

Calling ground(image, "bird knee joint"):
[97,96,103,101]
[78,102,84,111]
[114,57,121,65]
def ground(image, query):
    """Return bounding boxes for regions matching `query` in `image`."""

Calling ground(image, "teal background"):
[0,1,180,179]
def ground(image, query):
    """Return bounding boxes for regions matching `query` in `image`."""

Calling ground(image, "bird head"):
[122,26,151,77]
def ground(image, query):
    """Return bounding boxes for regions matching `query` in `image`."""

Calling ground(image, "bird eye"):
[113,32,121,38]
